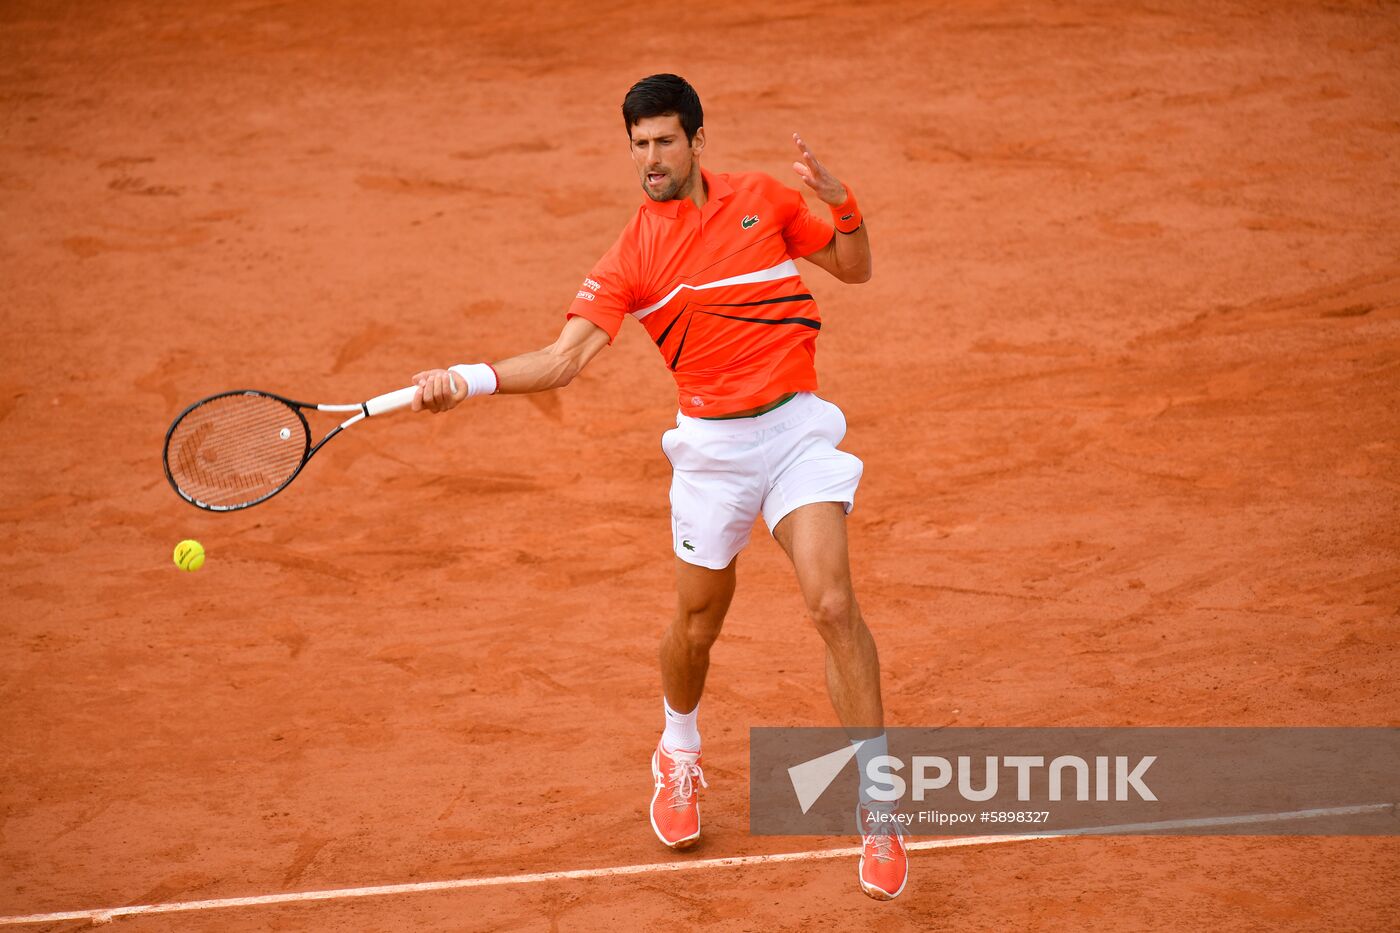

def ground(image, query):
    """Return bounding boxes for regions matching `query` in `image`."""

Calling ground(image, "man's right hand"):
[411,368,468,413]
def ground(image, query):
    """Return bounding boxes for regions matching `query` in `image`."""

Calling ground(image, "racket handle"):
[364,385,420,417]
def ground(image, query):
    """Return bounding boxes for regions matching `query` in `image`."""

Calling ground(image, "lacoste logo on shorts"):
[682,540,695,552]
[741,214,759,229]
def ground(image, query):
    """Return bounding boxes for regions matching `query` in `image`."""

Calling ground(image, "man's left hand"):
[791,133,847,206]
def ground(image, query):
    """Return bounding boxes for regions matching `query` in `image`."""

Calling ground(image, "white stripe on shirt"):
[633,259,800,321]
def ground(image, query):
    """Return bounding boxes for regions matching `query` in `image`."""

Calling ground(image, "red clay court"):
[2,1,1398,930]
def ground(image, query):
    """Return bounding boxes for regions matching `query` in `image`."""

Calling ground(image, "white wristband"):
[448,363,499,398]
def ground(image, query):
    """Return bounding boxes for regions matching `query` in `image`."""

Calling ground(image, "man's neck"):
[679,166,707,212]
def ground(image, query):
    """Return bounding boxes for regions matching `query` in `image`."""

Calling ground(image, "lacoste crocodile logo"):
[741,214,760,229]
[682,540,696,552]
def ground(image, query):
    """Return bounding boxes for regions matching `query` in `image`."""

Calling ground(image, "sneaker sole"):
[650,749,701,850]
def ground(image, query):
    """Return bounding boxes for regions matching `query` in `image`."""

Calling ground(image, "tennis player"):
[411,74,905,900]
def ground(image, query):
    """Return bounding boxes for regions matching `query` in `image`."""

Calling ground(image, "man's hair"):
[622,74,703,141]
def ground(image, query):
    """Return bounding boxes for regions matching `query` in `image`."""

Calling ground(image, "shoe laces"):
[864,829,896,863]
[860,806,902,863]
[665,752,708,809]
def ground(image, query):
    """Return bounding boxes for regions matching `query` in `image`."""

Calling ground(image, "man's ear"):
[691,126,706,157]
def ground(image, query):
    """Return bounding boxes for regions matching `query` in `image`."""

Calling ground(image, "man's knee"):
[672,604,725,651]
[808,587,861,643]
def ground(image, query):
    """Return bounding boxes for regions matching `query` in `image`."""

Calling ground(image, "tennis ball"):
[173,539,205,572]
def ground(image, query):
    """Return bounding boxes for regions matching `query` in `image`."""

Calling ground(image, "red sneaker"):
[858,803,909,900]
[650,740,708,849]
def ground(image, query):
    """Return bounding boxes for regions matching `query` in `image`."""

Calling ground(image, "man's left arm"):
[790,133,871,284]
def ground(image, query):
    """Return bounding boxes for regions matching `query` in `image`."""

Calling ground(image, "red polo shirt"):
[567,168,835,416]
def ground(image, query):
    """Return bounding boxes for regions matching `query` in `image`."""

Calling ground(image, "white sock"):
[661,697,701,753]
[852,732,890,810]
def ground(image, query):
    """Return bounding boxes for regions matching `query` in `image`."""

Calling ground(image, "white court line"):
[1,803,1390,926]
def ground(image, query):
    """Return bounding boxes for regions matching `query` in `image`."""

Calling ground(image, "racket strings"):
[166,395,307,507]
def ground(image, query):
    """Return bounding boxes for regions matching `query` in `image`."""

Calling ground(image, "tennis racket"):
[162,380,441,511]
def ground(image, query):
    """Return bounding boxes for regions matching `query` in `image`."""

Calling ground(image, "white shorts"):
[661,392,863,570]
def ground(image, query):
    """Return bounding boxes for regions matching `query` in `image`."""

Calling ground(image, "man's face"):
[629,114,705,202]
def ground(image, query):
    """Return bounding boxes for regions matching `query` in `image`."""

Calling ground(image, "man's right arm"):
[410,314,612,413]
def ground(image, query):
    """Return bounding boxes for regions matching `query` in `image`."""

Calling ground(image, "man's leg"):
[650,555,736,850]
[771,502,882,730]
[659,556,737,716]
[772,501,907,900]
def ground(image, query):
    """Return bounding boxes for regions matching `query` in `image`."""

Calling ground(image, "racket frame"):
[162,385,419,512]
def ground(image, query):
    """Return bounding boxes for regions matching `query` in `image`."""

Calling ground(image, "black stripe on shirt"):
[699,310,821,329]
[701,292,814,309]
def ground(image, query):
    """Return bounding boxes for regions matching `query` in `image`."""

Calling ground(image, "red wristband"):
[830,188,862,234]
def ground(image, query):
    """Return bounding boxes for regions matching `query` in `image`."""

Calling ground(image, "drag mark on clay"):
[282,833,333,887]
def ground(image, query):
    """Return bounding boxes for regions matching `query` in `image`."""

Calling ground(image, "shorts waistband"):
[676,392,825,437]
[698,392,798,420]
